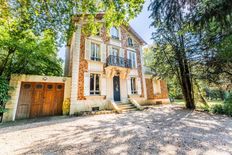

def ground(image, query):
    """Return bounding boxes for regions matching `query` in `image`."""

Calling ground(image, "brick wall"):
[154,80,169,99]
[77,34,88,100]
[120,27,144,97]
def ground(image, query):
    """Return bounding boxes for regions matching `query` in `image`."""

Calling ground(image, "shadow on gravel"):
[13,105,232,155]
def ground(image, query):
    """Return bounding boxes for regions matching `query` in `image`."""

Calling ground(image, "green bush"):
[210,104,224,114]
[223,93,232,116]
[210,93,232,116]
[0,77,10,113]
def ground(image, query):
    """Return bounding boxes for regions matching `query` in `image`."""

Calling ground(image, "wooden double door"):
[16,82,64,119]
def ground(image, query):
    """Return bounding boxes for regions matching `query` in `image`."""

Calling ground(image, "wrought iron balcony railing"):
[106,55,132,68]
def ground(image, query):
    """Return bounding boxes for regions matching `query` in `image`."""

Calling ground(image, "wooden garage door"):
[16,82,64,119]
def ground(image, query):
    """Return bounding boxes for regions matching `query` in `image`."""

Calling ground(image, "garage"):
[15,82,65,119]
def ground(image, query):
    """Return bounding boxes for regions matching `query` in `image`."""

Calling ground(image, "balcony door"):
[113,76,121,101]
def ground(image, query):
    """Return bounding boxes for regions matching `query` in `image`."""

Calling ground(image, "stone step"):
[117,102,138,112]
[117,104,136,108]
[121,108,138,113]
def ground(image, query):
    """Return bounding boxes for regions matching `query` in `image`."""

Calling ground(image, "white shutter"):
[127,50,130,59]
[85,39,91,60]
[119,48,124,57]
[127,77,131,95]
[84,72,90,96]
[101,43,106,63]
[118,27,121,40]
[134,52,137,68]
[101,76,107,96]
[137,77,142,95]
[109,46,112,56]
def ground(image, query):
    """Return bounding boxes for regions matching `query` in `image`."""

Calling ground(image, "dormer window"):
[110,27,119,40]
[128,37,133,47]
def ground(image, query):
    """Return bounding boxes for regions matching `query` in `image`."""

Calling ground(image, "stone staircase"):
[116,102,138,113]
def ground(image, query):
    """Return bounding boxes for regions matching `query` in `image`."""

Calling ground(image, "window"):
[23,84,31,89]
[47,85,53,89]
[128,50,136,68]
[127,37,133,47]
[110,27,119,39]
[57,85,63,89]
[91,42,100,61]
[131,77,137,94]
[112,48,119,56]
[90,74,100,95]
[36,84,43,89]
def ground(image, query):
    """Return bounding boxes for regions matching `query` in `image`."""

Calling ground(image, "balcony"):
[106,55,132,68]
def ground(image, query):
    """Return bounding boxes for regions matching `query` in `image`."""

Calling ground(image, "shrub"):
[223,93,232,116]
[210,104,224,114]
[210,93,232,116]
[0,77,10,114]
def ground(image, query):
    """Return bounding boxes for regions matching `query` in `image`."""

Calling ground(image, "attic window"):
[110,27,119,40]
[128,37,133,47]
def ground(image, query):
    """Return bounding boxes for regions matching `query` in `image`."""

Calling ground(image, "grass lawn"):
[172,99,224,110]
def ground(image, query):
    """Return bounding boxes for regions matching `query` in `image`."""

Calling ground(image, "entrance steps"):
[116,102,139,113]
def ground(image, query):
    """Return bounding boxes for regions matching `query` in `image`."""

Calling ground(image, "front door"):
[113,76,121,101]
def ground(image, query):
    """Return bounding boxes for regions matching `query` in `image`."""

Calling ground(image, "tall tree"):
[149,0,197,109]
[148,0,232,109]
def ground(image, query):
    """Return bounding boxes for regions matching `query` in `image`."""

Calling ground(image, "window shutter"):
[84,72,90,96]
[137,77,142,95]
[85,39,91,60]
[101,43,106,63]
[118,28,121,40]
[101,76,107,96]
[134,52,137,68]
[127,77,131,95]
[119,48,124,57]
[108,46,112,56]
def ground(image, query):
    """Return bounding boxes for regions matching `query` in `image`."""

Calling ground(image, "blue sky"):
[58,0,154,60]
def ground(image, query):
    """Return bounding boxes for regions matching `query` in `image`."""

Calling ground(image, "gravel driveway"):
[0,104,232,155]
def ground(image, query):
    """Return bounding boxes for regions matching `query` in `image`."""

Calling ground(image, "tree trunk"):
[176,36,195,109]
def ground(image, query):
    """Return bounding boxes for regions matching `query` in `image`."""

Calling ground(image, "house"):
[3,14,169,122]
[64,14,169,113]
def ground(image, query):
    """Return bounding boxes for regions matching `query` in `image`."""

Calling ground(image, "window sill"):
[110,38,121,42]
[85,95,106,100]
[128,94,141,98]
[87,60,104,64]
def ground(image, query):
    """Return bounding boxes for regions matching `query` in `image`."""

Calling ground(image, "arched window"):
[127,37,133,46]
[110,27,119,39]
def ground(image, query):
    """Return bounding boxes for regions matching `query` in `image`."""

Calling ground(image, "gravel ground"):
[0,104,232,155]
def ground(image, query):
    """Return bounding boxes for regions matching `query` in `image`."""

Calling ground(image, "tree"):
[148,0,232,109]
[3,0,145,42]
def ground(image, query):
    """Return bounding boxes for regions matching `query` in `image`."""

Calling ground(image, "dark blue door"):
[113,76,121,101]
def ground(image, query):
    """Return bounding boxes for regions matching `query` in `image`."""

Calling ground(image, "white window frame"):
[131,77,137,94]
[128,50,137,68]
[90,73,101,95]
[110,27,119,39]
[91,42,101,61]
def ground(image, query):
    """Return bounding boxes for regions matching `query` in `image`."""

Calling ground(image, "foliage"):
[209,93,232,116]
[1,0,145,42]
[62,98,70,115]
[148,0,232,109]
[0,77,10,113]
[0,21,63,77]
